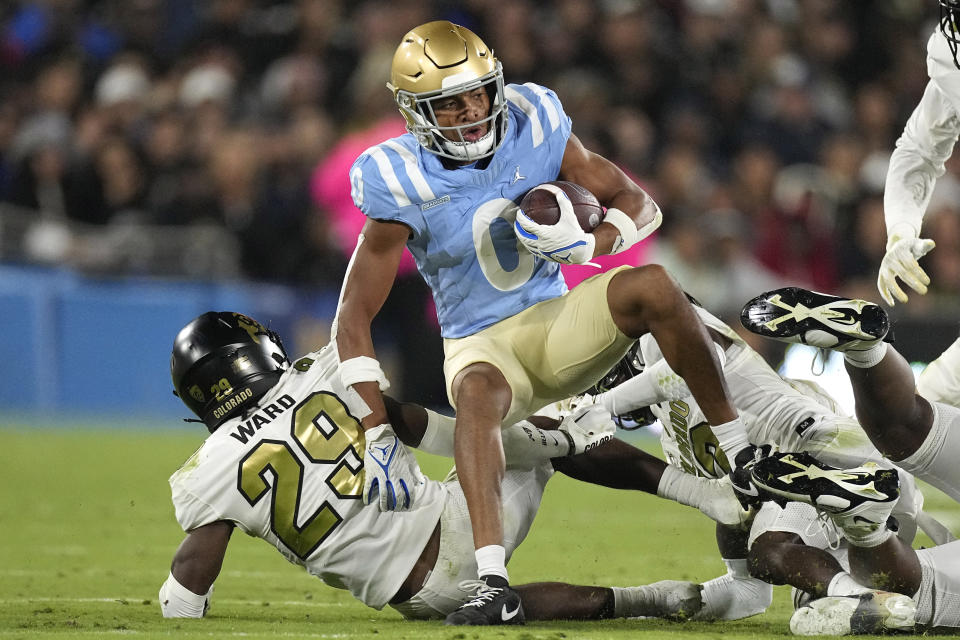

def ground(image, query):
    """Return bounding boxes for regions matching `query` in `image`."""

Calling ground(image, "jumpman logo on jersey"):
[511,166,526,185]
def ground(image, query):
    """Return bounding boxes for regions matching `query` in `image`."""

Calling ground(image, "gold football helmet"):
[387,21,508,162]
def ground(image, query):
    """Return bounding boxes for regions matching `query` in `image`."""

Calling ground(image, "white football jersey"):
[168,343,446,610]
[884,30,960,239]
[642,307,874,479]
[927,29,960,110]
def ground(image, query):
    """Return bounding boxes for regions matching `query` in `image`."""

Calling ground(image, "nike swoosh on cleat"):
[737,484,759,497]
[501,604,520,621]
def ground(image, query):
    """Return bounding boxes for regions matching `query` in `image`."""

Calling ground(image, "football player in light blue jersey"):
[336,20,754,626]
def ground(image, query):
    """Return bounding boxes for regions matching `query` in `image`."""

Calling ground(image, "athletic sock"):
[611,585,668,617]
[693,559,773,621]
[475,545,508,582]
[838,519,895,548]
[844,342,888,368]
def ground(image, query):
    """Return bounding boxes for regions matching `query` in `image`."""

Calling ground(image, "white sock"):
[611,586,648,617]
[475,545,508,581]
[710,417,751,463]
[656,466,744,525]
[844,342,888,368]
[826,571,872,596]
[693,559,773,621]
[841,521,895,548]
[657,464,692,499]
[611,584,695,618]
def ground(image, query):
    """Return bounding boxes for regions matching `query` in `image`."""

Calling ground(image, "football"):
[519,181,605,232]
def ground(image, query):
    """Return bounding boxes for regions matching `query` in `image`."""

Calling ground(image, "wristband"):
[159,572,210,618]
[885,222,919,250]
[341,356,390,391]
[605,204,662,255]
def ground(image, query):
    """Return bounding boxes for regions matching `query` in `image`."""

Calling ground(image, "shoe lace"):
[805,509,842,551]
[810,348,829,376]
[456,580,502,608]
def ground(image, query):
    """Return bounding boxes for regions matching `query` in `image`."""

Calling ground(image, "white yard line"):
[0,597,343,607]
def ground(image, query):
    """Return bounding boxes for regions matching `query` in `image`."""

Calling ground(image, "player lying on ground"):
[741,286,960,505]
[159,311,745,623]
[582,298,929,622]
[749,452,958,635]
[738,285,960,634]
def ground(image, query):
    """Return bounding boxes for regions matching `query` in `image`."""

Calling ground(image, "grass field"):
[1,422,957,639]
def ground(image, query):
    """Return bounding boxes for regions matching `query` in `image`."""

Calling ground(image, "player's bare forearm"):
[559,133,660,255]
[335,219,410,429]
[169,521,233,595]
[383,395,430,446]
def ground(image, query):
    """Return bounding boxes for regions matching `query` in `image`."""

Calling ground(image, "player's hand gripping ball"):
[514,181,605,264]
[519,181,604,231]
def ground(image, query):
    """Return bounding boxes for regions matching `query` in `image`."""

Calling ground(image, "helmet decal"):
[170,311,289,432]
[388,21,509,162]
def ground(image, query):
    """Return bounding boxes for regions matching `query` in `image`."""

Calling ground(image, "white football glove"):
[558,404,616,455]
[514,187,597,265]
[362,423,425,511]
[877,234,936,306]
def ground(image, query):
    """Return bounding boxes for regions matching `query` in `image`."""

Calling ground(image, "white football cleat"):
[789,591,916,636]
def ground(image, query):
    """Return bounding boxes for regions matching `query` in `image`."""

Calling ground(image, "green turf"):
[0,425,955,639]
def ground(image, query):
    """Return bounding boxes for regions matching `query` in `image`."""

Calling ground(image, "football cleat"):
[791,587,814,611]
[740,287,889,352]
[789,591,916,636]
[750,452,899,525]
[444,577,525,626]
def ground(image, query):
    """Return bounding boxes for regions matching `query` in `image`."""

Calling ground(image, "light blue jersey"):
[350,83,573,338]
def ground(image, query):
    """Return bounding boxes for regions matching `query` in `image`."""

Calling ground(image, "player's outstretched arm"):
[558,133,662,256]
[335,220,427,511]
[386,396,615,465]
[335,219,409,429]
[879,82,953,305]
[159,521,233,618]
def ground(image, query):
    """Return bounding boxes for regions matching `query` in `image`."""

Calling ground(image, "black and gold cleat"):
[740,287,889,352]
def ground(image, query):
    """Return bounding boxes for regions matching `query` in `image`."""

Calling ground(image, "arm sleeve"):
[417,409,571,461]
[595,343,727,414]
[884,80,960,240]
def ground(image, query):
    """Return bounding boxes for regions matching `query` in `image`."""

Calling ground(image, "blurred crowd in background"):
[2,0,959,334]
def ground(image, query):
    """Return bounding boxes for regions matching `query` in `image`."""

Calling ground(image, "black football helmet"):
[589,340,657,430]
[171,311,289,432]
[941,0,960,69]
